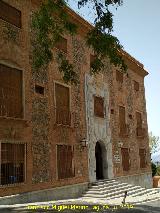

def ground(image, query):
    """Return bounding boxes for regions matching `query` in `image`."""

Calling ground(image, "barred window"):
[121,148,130,171]
[0,1,21,28]
[0,143,25,185]
[94,96,104,118]
[139,149,146,168]
[57,145,74,179]
[55,36,67,53]
[136,112,142,128]
[55,83,70,125]
[0,64,23,118]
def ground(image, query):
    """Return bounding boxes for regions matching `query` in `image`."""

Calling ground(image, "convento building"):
[0,0,151,201]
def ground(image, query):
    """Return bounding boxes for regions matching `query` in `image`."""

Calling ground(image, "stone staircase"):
[81,179,160,205]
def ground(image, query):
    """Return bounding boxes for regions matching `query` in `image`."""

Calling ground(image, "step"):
[84,184,141,196]
[90,181,129,190]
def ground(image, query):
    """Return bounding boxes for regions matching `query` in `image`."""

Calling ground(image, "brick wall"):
[0,0,151,196]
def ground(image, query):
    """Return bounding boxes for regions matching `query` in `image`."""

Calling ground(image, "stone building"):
[0,0,151,200]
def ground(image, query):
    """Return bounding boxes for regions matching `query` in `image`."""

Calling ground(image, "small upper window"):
[134,80,139,91]
[116,70,123,83]
[94,96,104,118]
[90,54,96,68]
[55,36,67,54]
[35,85,44,95]
[0,1,21,28]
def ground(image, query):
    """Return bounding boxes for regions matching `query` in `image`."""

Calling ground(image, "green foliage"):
[149,131,159,153]
[32,0,127,84]
[157,166,160,176]
[31,0,78,83]
[151,162,157,177]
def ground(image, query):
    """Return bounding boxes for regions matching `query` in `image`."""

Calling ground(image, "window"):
[139,149,146,168]
[0,64,23,118]
[57,145,74,179]
[121,148,130,171]
[55,83,70,125]
[119,106,128,136]
[0,1,21,28]
[134,80,139,91]
[136,112,145,137]
[0,143,25,185]
[90,54,96,68]
[55,36,67,53]
[94,96,104,118]
[116,70,123,83]
[35,85,44,95]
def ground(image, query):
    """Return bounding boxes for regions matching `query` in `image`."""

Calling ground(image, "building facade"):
[0,0,151,198]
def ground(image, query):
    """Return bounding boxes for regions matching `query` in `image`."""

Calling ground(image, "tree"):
[32,0,127,84]
[149,132,159,154]
[151,162,157,177]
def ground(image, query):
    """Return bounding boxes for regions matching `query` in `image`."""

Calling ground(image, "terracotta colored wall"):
[0,0,151,196]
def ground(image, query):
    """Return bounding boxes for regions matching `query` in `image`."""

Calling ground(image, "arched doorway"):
[95,142,104,180]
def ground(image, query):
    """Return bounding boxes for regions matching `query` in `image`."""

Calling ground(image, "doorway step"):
[82,179,160,205]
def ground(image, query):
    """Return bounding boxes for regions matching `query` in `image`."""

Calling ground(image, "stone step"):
[83,185,147,198]
[86,184,141,194]
[90,181,129,189]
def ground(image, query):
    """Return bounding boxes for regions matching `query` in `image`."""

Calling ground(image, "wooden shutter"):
[55,83,70,125]
[136,112,142,128]
[0,64,22,118]
[119,106,126,134]
[134,80,139,91]
[116,70,123,83]
[55,36,67,53]
[57,145,74,179]
[121,148,130,171]
[139,149,146,168]
[0,1,21,28]
[94,96,104,118]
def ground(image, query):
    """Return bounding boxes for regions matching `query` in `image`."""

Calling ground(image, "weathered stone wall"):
[85,72,113,182]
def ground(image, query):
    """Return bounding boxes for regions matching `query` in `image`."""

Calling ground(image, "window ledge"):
[0,116,30,127]
[0,182,26,189]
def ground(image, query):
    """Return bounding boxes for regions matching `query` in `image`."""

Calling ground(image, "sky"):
[68,0,160,149]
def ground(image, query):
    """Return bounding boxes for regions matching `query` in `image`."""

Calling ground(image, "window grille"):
[55,83,71,125]
[0,143,25,185]
[57,145,74,179]
[94,96,104,118]
[0,1,21,28]
[0,64,23,118]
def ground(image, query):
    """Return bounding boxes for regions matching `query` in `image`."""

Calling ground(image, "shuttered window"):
[55,83,70,125]
[139,149,146,168]
[94,96,104,118]
[0,1,21,28]
[57,145,74,179]
[136,112,142,128]
[121,148,130,171]
[55,36,67,53]
[90,54,96,67]
[134,80,139,91]
[0,64,23,118]
[119,106,126,135]
[116,70,123,83]
[0,143,25,185]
